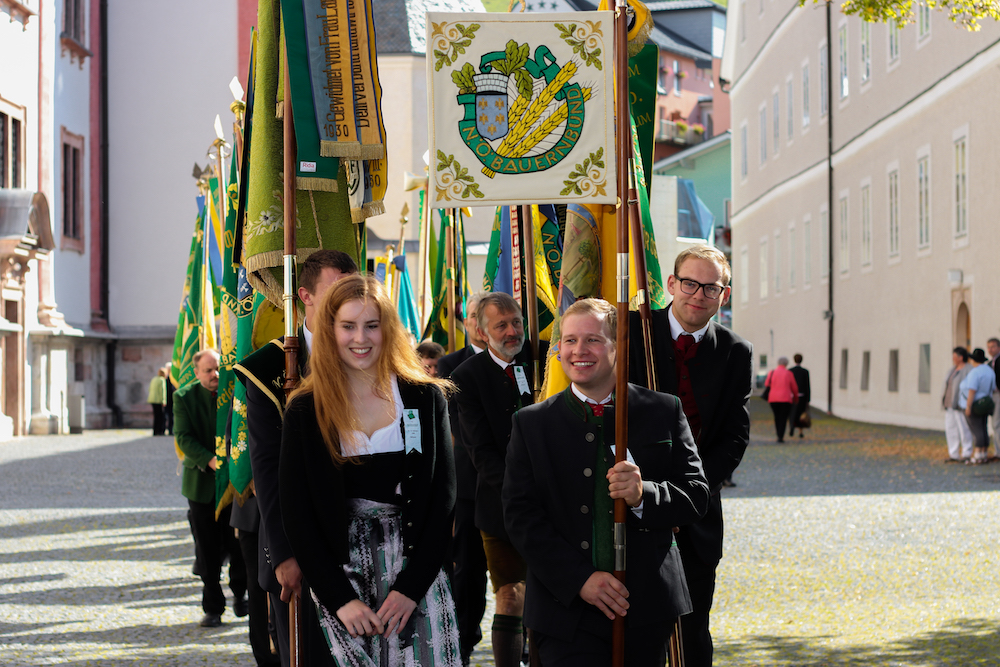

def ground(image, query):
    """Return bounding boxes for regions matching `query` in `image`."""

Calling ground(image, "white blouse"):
[349,376,406,455]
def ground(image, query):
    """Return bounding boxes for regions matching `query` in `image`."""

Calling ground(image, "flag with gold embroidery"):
[427,11,615,208]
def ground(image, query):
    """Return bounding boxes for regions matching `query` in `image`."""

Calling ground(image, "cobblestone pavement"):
[2,402,999,666]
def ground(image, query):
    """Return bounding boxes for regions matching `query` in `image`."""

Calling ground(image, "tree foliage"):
[800,0,1000,31]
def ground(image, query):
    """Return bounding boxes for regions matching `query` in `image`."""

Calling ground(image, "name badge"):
[513,365,531,396]
[403,409,422,454]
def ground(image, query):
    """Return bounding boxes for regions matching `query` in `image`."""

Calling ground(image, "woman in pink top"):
[765,357,799,443]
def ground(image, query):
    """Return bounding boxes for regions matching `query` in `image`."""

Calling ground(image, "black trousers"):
[270,583,337,667]
[452,497,488,661]
[533,621,670,667]
[677,546,718,667]
[188,499,247,615]
[151,404,165,436]
[239,529,279,666]
[770,402,793,441]
[789,399,806,434]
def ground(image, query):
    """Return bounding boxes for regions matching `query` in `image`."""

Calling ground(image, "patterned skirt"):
[312,498,462,667]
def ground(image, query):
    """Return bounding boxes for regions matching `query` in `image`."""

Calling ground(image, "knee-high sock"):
[491,613,523,667]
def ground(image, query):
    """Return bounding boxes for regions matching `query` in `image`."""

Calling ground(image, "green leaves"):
[561,149,605,196]
[451,63,477,94]
[433,23,480,71]
[437,152,485,200]
[555,22,603,70]
[492,40,530,76]
[514,69,533,99]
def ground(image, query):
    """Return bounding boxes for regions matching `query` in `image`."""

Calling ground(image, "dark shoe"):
[945,457,962,463]
[199,613,223,627]
[721,478,737,488]
[799,432,804,438]
[233,595,249,618]
[777,438,785,443]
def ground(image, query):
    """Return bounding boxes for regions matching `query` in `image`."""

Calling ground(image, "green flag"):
[244,0,360,309]
[215,147,241,517]
[628,44,658,197]
[171,198,211,391]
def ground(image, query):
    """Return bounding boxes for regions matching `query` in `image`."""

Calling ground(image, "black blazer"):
[279,380,456,612]
[233,329,309,593]
[628,307,753,563]
[452,342,546,540]
[503,384,710,642]
[437,346,480,501]
[790,365,811,404]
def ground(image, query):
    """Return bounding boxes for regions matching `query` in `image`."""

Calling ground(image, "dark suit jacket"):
[628,306,753,563]
[790,365,811,404]
[279,381,456,612]
[452,342,546,540]
[233,332,307,593]
[437,346,480,501]
[503,384,710,642]
[173,381,217,504]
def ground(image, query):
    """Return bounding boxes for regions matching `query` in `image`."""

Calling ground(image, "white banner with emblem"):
[426,11,616,209]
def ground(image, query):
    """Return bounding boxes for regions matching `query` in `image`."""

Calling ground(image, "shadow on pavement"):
[717,618,1000,666]
[0,510,192,564]
[0,436,185,510]
[0,576,198,608]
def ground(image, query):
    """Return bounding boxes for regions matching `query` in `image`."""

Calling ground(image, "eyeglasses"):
[675,276,725,299]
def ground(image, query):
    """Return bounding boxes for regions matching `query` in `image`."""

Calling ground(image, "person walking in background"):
[943,347,974,463]
[788,354,811,439]
[416,340,446,378]
[987,338,1000,458]
[173,349,247,627]
[279,275,461,666]
[148,368,167,436]
[164,363,175,436]
[764,358,798,443]
[960,348,997,465]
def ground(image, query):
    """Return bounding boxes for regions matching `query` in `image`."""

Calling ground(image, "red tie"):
[590,400,613,417]
[676,334,694,354]
[504,365,516,384]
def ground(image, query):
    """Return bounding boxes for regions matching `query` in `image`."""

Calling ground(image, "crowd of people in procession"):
[168,244,753,667]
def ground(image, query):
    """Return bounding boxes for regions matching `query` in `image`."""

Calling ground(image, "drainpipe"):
[100,0,121,426]
[825,1,834,415]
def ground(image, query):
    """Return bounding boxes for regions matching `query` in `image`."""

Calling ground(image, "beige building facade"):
[724,0,1000,429]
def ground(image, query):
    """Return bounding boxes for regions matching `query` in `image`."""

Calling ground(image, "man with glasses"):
[628,245,753,667]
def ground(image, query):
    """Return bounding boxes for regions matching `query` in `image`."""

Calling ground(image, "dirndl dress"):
[311,393,461,667]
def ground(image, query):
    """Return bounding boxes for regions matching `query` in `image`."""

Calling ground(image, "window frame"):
[860,180,872,268]
[838,24,849,100]
[0,98,26,190]
[916,147,931,253]
[839,190,850,275]
[802,60,811,129]
[887,163,901,260]
[61,126,86,253]
[953,125,969,246]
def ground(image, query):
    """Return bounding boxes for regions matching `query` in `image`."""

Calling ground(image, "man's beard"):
[489,333,524,358]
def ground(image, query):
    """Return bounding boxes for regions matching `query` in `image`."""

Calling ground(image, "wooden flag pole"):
[519,204,541,399]
[613,2,631,666]
[446,208,458,353]
[280,44,303,667]
[627,159,657,393]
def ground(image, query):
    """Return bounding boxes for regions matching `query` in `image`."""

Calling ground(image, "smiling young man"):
[503,298,709,666]
[451,292,546,667]
[628,245,753,667]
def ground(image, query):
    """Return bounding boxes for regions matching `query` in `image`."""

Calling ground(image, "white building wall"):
[52,0,94,327]
[107,0,238,330]
[729,2,1000,429]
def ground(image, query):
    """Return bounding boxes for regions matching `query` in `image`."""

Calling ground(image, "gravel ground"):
[2,404,999,666]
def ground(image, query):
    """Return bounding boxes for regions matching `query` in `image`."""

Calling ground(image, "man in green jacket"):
[174,348,247,627]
